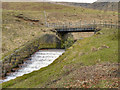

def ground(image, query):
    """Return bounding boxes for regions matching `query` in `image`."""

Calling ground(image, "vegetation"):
[60,2,119,11]
[2,2,118,57]
[1,2,118,88]
[62,37,74,49]
[2,28,118,88]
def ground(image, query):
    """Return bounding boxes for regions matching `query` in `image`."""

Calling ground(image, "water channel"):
[2,49,65,83]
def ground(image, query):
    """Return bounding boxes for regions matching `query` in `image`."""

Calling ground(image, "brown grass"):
[2,2,118,57]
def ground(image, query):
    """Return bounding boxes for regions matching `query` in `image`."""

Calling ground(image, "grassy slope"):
[2,3,118,88]
[2,2,118,57]
[61,2,119,11]
[2,10,44,57]
[2,28,118,88]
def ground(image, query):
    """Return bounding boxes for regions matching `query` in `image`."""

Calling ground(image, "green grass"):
[2,28,118,88]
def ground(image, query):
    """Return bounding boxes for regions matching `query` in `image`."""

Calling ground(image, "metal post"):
[65,22,67,29]
[62,24,64,29]
[80,20,81,28]
[84,20,86,26]
[100,20,102,27]
[56,23,57,28]
[94,20,96,27]
[102,20,104,27]
[71,23,72,28]
[44,11,47,27]
[111,19,112,28]
[69,22,70,30]
[116,21,118,29]
[47,23,49,27]
[104,21,106,27]
[58,23,60,28]
[94,31,96,34]
[105,21,107,28]
[101,21,103,27]
[93,20,95,28]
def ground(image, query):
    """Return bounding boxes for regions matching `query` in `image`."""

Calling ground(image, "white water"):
[2,49,65,83]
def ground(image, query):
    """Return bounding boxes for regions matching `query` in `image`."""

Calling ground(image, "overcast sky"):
[50,0,97,3]
[2,0,97,3]
[3,0,119,3]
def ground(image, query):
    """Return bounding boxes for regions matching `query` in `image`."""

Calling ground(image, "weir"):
[1,25,101,83]
[1,27,100,79]
[1,34,61,78]
[2,49,65,83]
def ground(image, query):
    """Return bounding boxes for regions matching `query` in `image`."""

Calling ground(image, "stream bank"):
[1,34,61,77]
[1,31,82,78]
[2,49,65,83]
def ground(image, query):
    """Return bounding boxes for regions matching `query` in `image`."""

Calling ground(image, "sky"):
[2,0,119,3]
[50,0,97,3]
[2,0,97,3]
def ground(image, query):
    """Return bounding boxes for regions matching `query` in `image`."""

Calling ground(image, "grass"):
[1,2,118,88]
[2,27,118,88]
[2,2,118,57]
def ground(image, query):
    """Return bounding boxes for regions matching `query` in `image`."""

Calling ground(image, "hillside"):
[88,2,118,11]
[55,2,119,11]
[96,0,120,2]
[2,28,118,88]
[2,2,118,57]
[1,2,119,88]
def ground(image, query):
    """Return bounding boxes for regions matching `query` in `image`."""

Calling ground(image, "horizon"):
[2,0,97,3]
[40,0,120,3]
[49,0,97,3]
[2,0,120,3]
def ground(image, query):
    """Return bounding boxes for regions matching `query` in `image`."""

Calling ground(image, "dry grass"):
[2,2,118,57]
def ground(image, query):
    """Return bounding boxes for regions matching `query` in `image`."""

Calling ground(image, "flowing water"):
[2,49,65,83]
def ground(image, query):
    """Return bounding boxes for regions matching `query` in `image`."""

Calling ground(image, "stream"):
[2,49,65,83]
